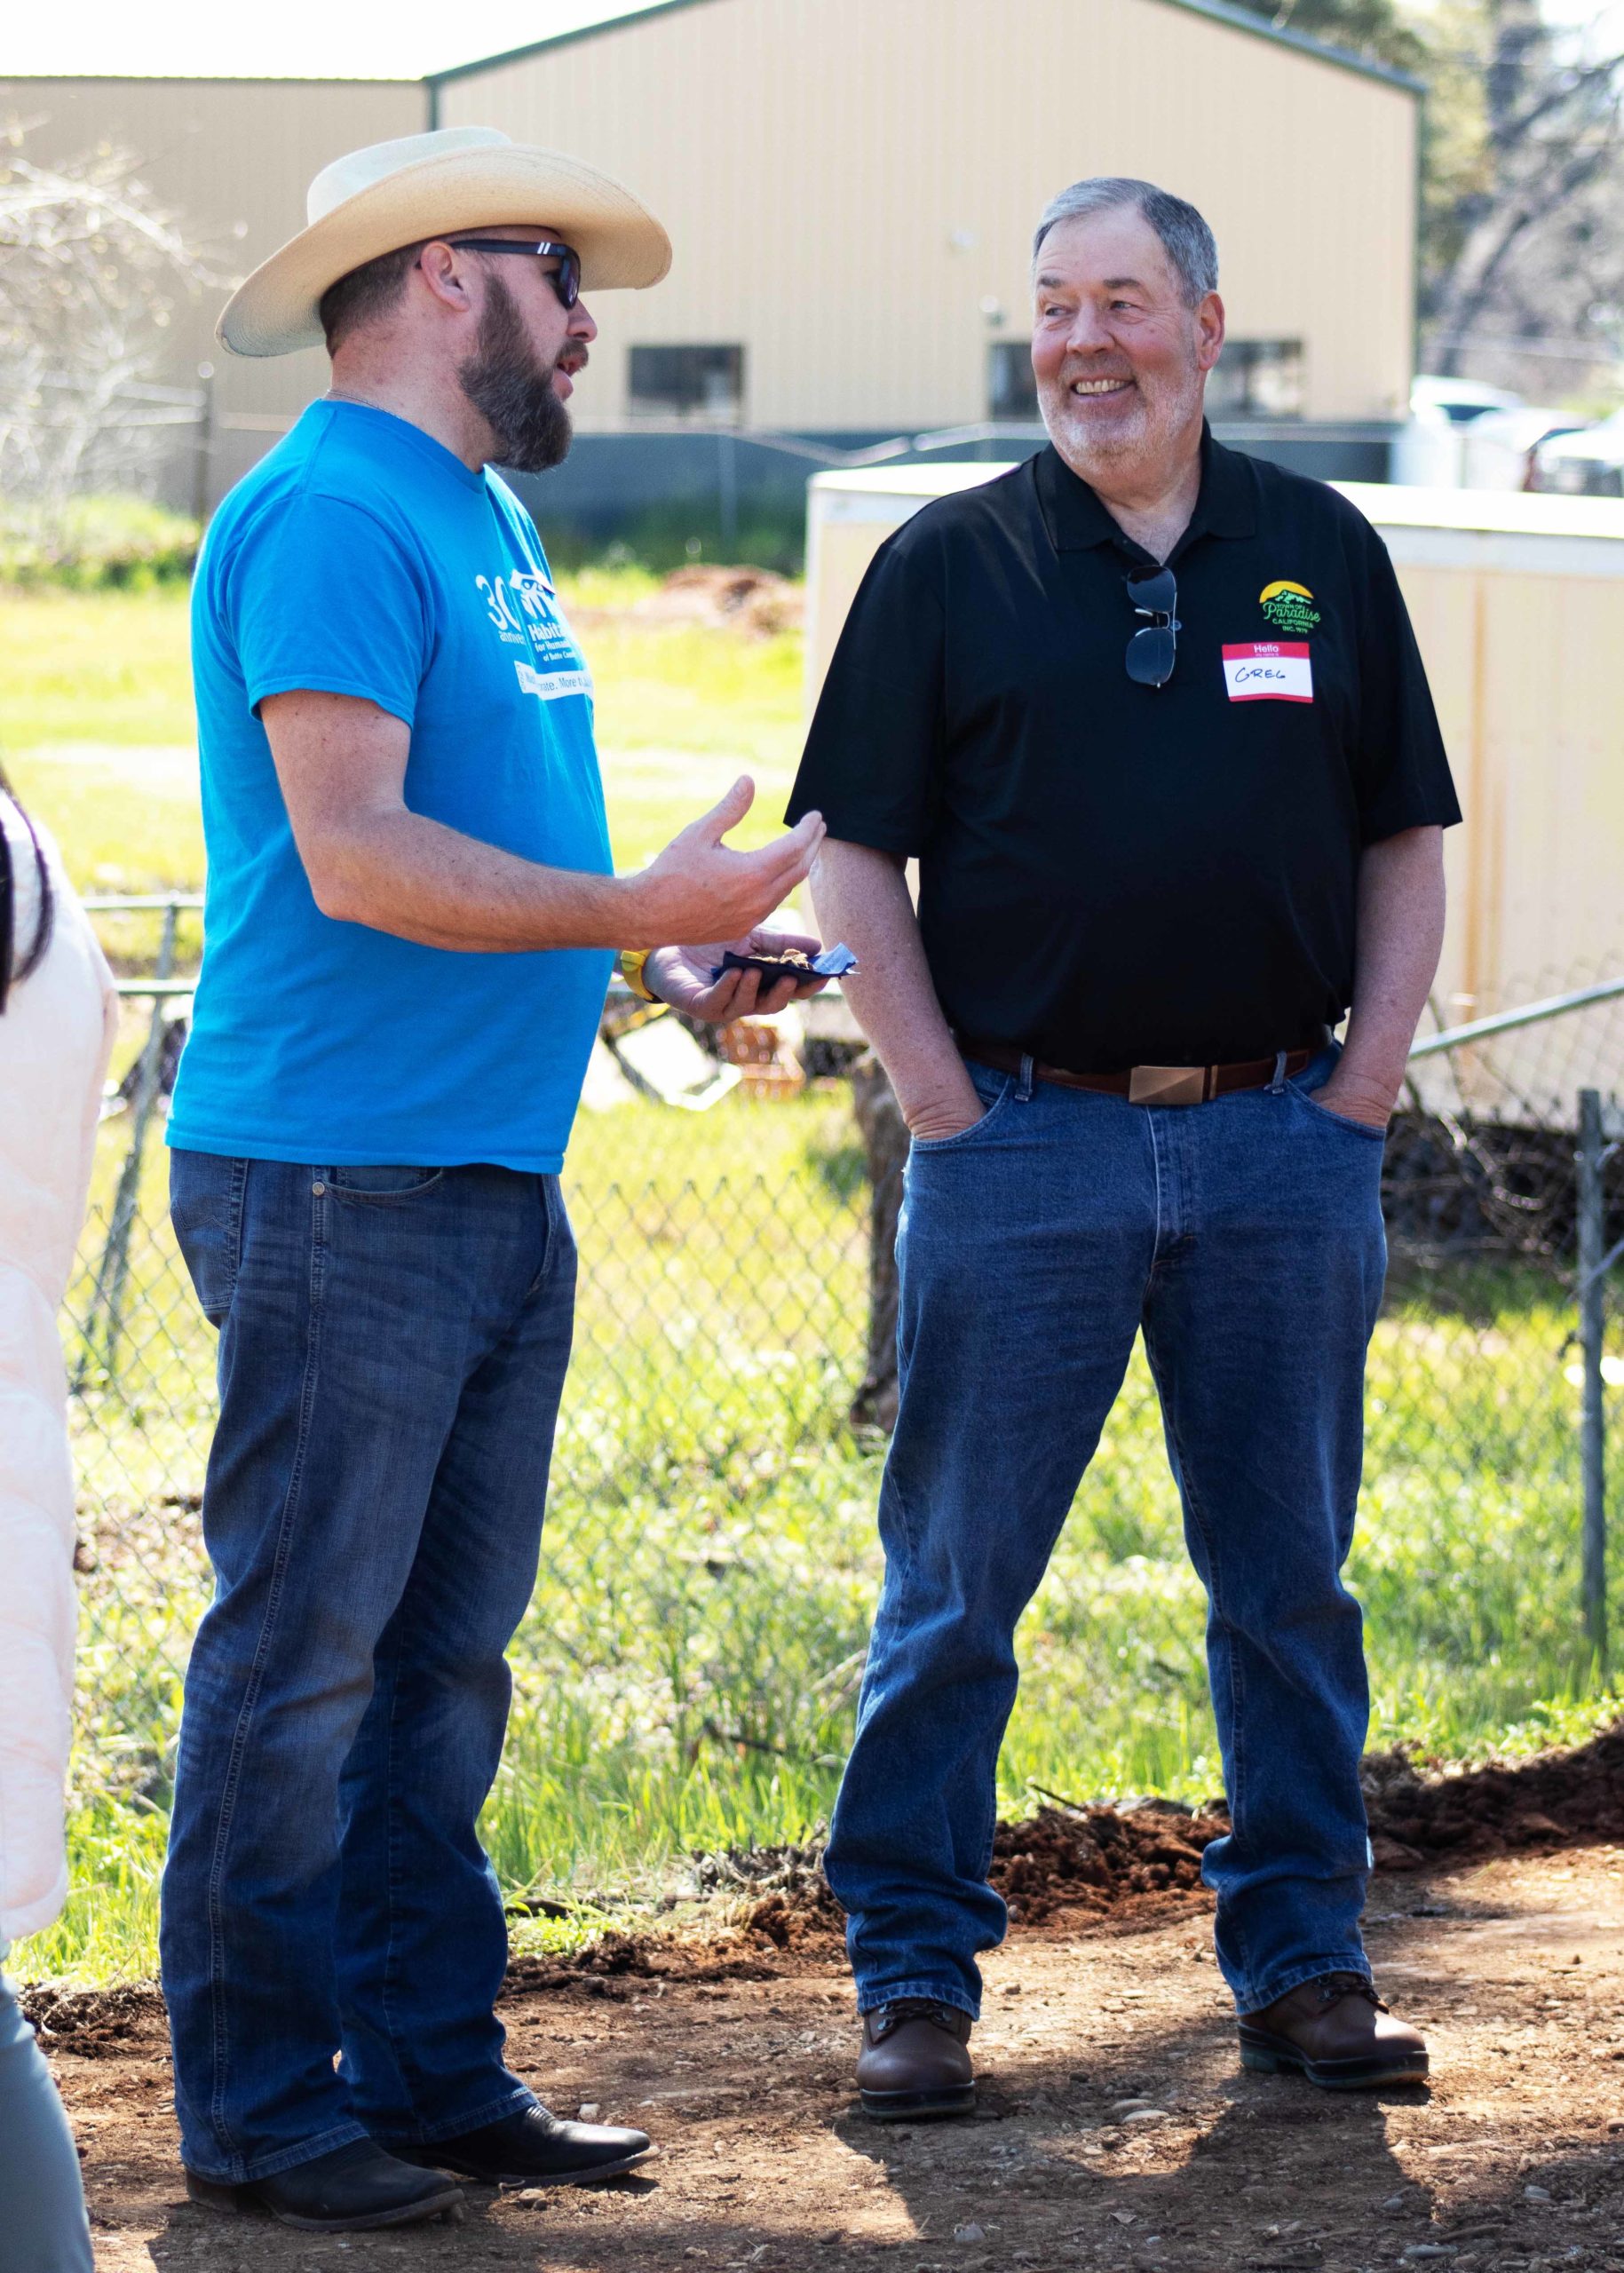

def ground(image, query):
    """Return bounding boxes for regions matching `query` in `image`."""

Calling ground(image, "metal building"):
[434,0,1420,463]
[6,0,1422,523]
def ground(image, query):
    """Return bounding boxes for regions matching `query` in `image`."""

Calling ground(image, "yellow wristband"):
[620,947,659,1002]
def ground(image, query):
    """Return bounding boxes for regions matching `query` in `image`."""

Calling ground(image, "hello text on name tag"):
[1222,642,1313,703]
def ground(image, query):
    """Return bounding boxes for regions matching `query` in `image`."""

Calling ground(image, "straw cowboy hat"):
[218,124,672,357]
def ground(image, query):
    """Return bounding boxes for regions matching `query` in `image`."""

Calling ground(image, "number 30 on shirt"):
[1222,641,1313,703]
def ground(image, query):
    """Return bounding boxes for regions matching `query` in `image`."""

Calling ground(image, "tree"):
[0,122,216,511]
[1227,0,1624,400]
[1227,0,1428,86]
[1417,0,1624,390]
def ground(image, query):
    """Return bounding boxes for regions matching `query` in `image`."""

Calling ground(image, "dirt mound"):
[992,1799,1229,1925]
[685,1810,1232,1944]
[976,1730,1624,1920]
[26,1731,1624,2042]
[716,1724,1624,1936]
[688,1838,844,1950]
[505,1928,660,1991]
[1361,1724,1624,1860]
[639,565,803,636]
[20,1980,165,2057]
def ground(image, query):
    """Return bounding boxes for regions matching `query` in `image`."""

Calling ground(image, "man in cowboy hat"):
[163,126,826,2232]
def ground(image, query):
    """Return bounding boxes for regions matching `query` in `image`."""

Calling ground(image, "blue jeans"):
[825,1047,1387,2021]
[164,1153,576,2183]
[0,1966,93,2273]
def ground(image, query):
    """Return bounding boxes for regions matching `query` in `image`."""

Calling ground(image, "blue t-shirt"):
[169,400,614,1173]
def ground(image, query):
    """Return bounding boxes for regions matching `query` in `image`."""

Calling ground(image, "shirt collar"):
[1034,422,1257,558]
[314,397,487,492]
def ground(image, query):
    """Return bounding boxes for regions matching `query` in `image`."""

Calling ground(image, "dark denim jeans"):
[824,1047,1387,2022]
[164,1152,576,2183]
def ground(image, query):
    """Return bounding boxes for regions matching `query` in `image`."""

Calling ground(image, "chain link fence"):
[60,934,1624,1890]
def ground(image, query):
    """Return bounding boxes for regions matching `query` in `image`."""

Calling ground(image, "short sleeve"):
[226,495,432,727]
[1351,525,1462,843]
[785,531,945,853]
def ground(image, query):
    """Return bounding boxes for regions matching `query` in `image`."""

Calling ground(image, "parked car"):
[1461,406,1591,491]
[1529,411,1624,497]
[1410,376,1525,426]
[1392,377,1526,487]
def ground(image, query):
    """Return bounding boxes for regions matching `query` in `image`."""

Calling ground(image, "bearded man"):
[163,127,824,2231]
[788,178,1461,2119]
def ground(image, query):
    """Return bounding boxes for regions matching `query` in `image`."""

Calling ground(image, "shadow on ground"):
[84,1847,1624,2271]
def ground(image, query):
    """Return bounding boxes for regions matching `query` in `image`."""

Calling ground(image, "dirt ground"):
[41,1818,1624,2273]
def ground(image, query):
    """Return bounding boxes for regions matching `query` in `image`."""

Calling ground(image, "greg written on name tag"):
[1222,642,1313,702]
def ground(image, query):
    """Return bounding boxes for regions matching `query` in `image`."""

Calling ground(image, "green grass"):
[12,584,1624,1984]
[586,611,805,867]
[0,590,195,751]
[26,1086,1624,1982]
[9,747,206,902]
[0,494,200,591]
[0,577,804,899]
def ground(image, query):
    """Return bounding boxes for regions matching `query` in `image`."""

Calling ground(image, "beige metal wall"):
[804,470,1624,1093]
[2,77,426,506]
[1366,500,1624,1028]
[439,0,1417,432]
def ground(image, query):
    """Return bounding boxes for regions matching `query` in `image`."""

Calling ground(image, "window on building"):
[1207,339,1304,419]
[628,345,745,420]
[988,339,1039,420]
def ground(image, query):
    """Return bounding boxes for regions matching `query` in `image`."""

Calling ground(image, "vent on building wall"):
[628,345,745,420]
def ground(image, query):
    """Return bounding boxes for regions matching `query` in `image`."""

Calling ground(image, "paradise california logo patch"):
[1259,579,1321,635]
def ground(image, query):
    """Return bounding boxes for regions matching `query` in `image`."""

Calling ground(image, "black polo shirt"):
[787,431,1461,1073]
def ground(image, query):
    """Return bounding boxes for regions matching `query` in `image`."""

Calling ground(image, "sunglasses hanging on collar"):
[1124,566,1180,689]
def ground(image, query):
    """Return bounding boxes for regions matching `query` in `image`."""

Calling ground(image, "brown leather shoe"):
[856,2000,975,2121]
[1239,1972,1429,2090]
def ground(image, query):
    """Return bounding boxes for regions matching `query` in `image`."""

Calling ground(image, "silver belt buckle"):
[1128,1064,1208,1106]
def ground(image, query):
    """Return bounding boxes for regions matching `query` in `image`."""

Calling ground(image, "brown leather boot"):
[1239,1972,1428,2090]
[856,2000,976,2121]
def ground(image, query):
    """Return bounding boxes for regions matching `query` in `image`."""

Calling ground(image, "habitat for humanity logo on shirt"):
[475,566,593,703]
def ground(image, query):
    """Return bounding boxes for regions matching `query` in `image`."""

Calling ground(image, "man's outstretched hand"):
[625,777,824,948]
[646,929,831,1024]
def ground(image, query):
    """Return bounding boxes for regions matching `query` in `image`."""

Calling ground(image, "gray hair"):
[1033,178,1218,307]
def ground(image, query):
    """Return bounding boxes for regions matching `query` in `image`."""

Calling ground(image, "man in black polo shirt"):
[788,177,1460,2118]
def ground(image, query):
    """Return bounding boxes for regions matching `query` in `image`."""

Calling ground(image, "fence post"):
[848,1052,907,1431]
[76,900,180,1392]
[1578,1087,1608,1669]
[717,427,740,558]
[192,360,216,526]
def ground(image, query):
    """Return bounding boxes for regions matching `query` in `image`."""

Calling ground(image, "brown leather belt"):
[959,1035,1318,1105]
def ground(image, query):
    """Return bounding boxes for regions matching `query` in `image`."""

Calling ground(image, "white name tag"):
[515,660,594,702]
[1222,642,1312,703]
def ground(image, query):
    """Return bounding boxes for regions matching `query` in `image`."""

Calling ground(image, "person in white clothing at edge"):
[0,772,118,2271]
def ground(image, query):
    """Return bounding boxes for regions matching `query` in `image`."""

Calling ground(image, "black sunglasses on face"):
[1124,566,1179,689]
[438,237,582,310]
